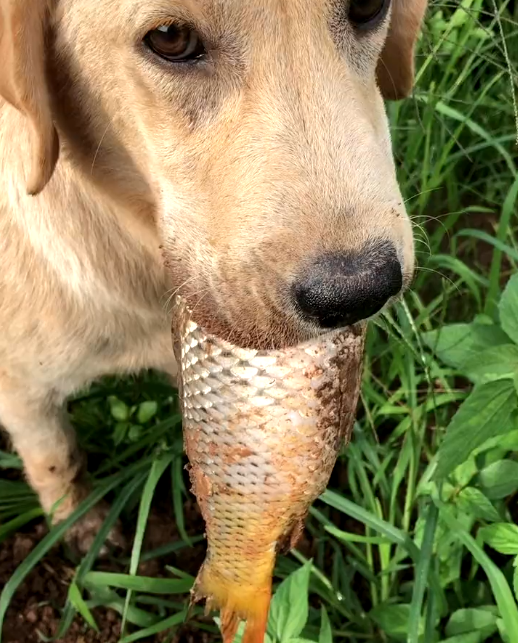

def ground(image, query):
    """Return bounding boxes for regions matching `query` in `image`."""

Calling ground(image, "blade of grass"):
[84,571,193,594]
[55,471,148,640]
[119,609,188,643]
[120,453,173,635]
[486,173,518,316]
[408,502,439,643]
[0,508,44,544]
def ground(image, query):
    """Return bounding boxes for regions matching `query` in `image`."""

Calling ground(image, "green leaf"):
[268,561,312,642]
[438,504,518,639]
[445,607,498,638]
[423,324,478,370]
[423,324,509,371]
[217,618,273,643]
[319,606,333,643]
[370,604,416,641]
[455,487,501,523]
[514,557,518,603]
[499,274,518,345]
[479,461,518,500]
[108,396,130,422]
[136,401,158,424]
[439,633,484,643]
[435,380,517,479]
[463,346,518,384]
[69,582,99,632]
[496,617,512,643]
[479,524,518,555]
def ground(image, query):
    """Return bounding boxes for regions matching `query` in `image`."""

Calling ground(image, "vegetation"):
[1,0,518,641]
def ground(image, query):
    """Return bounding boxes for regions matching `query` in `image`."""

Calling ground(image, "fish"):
[172,297,366,643]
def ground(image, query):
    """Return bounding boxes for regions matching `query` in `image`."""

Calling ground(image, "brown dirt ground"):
[0,504,217,643]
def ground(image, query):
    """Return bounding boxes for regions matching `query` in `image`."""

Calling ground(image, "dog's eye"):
[145,24,205,63]
[348,0,390,28]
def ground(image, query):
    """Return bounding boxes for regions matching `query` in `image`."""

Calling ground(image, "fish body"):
[173,299,365,643]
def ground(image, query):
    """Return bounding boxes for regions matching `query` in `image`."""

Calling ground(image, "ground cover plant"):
[1,0,518,641]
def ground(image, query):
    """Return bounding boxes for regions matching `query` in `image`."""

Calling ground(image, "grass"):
[1,0,518,641]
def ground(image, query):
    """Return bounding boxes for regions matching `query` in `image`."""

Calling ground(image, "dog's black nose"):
[292,242,403,329]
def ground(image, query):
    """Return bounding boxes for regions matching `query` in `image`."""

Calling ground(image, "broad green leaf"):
[215,618,273,643]
[319,606,333,643]
[435,380,517,479]
[455,487,501,523]
[514,557,518,603]
[423,324,509,371]
[108,395,130,421]
[268,561,312,642]
[445,607,498,638]
[471,325,513,347]
[479,524,518,555]
[479,461,518,500]
[423,324,478,370]
[500,275,518,345]
[369,604,419,641]
[463,346,518,384]
[136,401,158,424]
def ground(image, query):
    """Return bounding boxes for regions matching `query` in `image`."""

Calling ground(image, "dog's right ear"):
[377,0,428,101]
[0,0,59,195]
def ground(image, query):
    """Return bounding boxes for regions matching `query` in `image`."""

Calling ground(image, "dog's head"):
[0,0,427,348]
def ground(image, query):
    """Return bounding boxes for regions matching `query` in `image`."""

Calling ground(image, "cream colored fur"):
[0,0,427,550]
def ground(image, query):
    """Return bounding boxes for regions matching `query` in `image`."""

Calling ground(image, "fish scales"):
[173,299,366,643]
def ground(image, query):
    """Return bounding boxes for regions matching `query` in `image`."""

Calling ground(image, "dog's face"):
[0,0,427,348]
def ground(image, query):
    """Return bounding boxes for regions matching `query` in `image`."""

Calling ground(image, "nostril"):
[292,242,402,329]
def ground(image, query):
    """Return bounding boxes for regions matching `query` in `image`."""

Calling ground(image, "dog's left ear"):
[377,0,428,101]
[0,0,59,195]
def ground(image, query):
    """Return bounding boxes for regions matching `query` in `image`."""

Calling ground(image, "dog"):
[0,0,427,552]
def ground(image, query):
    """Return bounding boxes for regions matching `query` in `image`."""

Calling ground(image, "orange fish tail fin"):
[220,607,240,643]
[194,562,272,643]
[242,611,270,643]
[220,593,270,643]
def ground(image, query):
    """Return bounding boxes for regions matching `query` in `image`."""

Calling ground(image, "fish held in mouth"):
[172,297,366,643]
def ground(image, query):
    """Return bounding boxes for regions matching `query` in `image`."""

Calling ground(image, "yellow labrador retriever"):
[0,0,427,551]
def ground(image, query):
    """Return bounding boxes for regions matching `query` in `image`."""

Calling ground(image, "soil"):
[0,503,217,643]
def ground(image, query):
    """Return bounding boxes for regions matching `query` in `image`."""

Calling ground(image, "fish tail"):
[193,561,272,643]
[220,607,240,643]
[241,610,270,643]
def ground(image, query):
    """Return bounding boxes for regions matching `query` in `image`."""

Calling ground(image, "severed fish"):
[173,297,365,643]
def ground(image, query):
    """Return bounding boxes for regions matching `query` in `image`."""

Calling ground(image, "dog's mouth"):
[162,243,410,351]
[162,250,317,350]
